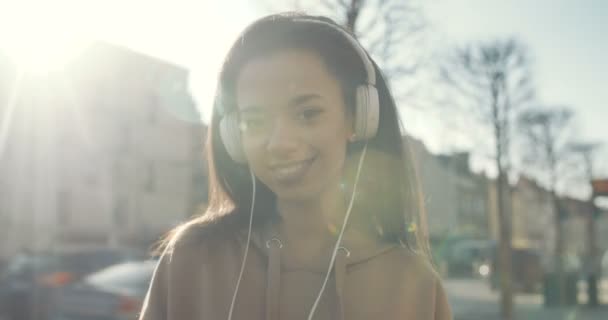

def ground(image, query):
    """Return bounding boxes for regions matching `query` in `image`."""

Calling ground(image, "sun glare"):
[0,0,254,123]
[0,0,90,74]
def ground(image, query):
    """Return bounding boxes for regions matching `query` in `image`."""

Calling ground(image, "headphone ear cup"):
[353,84,380,140]
[219,114,247,163]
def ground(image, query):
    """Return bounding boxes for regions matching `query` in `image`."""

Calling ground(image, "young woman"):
[140,13,452,320]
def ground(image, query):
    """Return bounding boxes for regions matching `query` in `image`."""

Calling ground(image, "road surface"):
[445,277,608,320]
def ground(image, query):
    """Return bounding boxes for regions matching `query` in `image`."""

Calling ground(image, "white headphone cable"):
[307,143,368,320]
[227,169,256,320]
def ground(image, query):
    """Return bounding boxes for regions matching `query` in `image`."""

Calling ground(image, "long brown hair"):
[157,13,430,259]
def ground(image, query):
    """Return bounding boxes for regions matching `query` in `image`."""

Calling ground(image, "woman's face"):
[236,49,352,201]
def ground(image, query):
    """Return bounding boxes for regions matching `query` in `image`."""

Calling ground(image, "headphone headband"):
[292,18,377,87]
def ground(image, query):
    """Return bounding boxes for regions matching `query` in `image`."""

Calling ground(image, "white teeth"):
[274,163,306,179]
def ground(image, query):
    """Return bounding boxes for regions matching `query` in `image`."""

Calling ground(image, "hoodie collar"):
[247,220,398,273]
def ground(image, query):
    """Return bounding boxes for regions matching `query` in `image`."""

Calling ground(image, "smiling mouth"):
[270,156,316,184]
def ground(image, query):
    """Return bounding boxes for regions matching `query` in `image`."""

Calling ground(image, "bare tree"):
[440,38,535,320]
[517,107,574,305]
[262,0,428,99]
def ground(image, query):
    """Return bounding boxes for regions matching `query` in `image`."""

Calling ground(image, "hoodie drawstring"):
[265,238,349,320]
[334,247,350,320]
[266,238,282,320]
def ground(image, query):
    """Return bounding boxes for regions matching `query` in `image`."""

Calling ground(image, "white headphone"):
[219,18,380,163]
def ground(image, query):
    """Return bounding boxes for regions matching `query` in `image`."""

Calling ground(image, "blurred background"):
[0,0,607,319]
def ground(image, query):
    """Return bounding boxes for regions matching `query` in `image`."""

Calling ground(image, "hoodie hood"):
[246,221,399,320]
[248,221,398,272]
[139,217,453,320]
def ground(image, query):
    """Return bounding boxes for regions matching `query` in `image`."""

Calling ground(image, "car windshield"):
[4,254,58,276]
[58,250,131,275]
[84,260,156,294]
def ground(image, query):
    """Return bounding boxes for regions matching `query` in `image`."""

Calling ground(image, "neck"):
[276,184,346,245]
[272,184,380,265]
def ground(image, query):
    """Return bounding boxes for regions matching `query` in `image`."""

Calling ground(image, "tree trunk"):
[551,191,566,305]
[497,170,513,320]
[492,74,513,320]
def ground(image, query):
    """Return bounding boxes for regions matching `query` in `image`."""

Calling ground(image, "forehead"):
[235,49,342,110]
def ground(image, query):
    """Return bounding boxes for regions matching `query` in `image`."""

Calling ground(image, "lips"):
[269,156,316,184]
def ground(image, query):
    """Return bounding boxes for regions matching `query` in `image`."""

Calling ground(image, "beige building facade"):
[0,43,207,259]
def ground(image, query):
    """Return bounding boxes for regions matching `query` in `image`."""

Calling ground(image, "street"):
[0,278,606,320]
[445,277,608,320]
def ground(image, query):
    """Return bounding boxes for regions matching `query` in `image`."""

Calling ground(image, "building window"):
[1,141,12,161]
[113,197,129,226]
[147,96,158,124]
[145,162,155,192]
[118,126,130,154]
[85,173,98,186]
[57,191,71,224]
[0,192,5,222]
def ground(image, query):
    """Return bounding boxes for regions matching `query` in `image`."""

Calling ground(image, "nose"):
[266,118,298,156]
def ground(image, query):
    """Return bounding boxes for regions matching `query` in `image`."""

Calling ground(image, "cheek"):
[317,135,349,172]
[241,137,266,165]
[314,119,350,160]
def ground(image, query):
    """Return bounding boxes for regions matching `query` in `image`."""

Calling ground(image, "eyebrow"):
[289,94,322,107]
[239,94,322,114]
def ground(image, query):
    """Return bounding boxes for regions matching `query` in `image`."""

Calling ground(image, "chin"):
[271,184,323,202]
[273,189,316,202]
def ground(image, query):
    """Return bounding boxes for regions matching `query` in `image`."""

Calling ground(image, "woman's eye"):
[297,108,322,123]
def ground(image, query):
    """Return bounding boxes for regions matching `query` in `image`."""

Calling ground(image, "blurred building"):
[436,152,489,238]
[510,176,554,252]
[495,175,608,267]
[0,52,18,261]
[409,137,455,239]
[559,197,608,271]
[560,197,592,257]
[0,43,207,259]
[409,137,490,242]
[596,212,608,261]
[411,136,608,270]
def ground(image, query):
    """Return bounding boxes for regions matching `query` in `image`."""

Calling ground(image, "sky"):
[425,0,608,146]
[422,0,608,194]
[0,0,606,182]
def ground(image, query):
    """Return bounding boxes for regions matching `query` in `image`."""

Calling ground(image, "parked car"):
[50,260,157,320]
[0,248,140,320]
[488,246,545,293]
[444,239,493,278]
